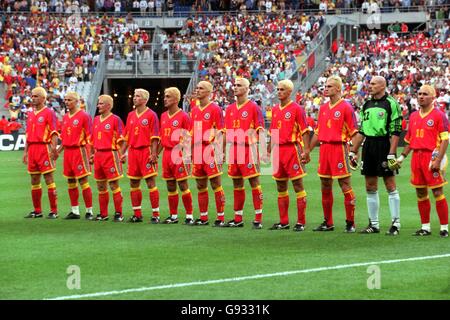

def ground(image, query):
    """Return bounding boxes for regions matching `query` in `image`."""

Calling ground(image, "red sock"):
[322,189,334,225]
[418,197,431,224]
[344,189,355,225]
[47,183,57,213]
[252,186,263,222]
[131,188,142,218]
[435,195,448,225]
[182,189,193,215]
[198,188,209,219]
[168,192,179,215]
[112,188,123,215]
[214,186,225,221]
[31,185,42,213]
[68,184,79,207]
[99,191,109,217]
[278,192,289,225]
[297,190,307,225]
[149,187,159,216]
[234,187,245,222]
[81,183,93,209]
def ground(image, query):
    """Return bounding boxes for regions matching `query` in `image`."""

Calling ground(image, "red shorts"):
[227,143,260,179]
[63,146,91,179]
[127,146,158,180]
[410,150,447,189]
[272,143,306,181]
[192,144,222,179]
[94,150,123,182]
[27,143,56,175]
[317,142,351,179]
[162,148,190,181]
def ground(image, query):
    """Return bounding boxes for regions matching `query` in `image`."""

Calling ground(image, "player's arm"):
[22,142,28,164]
[50,132,59,161]
[150,137,159,164]
[430,130,449,172]
[309,131,319,152]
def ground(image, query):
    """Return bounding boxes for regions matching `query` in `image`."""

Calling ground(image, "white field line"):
[46,253,450,300]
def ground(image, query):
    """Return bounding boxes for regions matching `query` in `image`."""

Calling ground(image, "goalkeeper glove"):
[387,154,402,171]
[348,151,359,171]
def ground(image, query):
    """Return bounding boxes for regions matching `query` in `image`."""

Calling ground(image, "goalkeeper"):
[349,76,403,235]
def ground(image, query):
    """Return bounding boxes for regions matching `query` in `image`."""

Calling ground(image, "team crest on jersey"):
[334,111,341,118]
[293,164,299,170]
[105,124,111,130]
[209,163,215,168]
[44,161,49,166]
[433,172,439,178]
[285,112,292,119]
[110,167,115,173]
[378,111,385,119]
[38,116,44,123]
[77,164,83,171]
[381,161,388,168]
[337,162,344,169]
[247,163,253,169]
[426,119,434,127]
[241,111,249,118]
[73,119,79,126]
[146,163,151,169]
[172,120,179,127]
[142,119,148,126]
[178,167,184,172]
[204,113,211,120]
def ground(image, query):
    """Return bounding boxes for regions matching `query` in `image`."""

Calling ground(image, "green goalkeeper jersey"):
[359,94,402,137]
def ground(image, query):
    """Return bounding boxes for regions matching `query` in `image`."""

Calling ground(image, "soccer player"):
[225,77,265,229]
[394,85,449,237]
[191,81,227,226]
[310,76,359,232]
[57,92,94,220]
[349,76,402,235]
[267,80,311,231]
[23,87,59,219]
[158,87,194,224]
[120,89,161,223]
[90,95,125,222]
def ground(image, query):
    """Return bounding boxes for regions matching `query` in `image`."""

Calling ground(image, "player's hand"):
[429,153,447,172]
[348,151,359,170]
[387,154,401,171]
[22,153,28,165]
[301,151,310,164]
[120,153,127,163]
[260,153,270,164]
[89,154,94,165]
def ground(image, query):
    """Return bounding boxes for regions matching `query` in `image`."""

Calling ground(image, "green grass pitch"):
[0,149,449,300]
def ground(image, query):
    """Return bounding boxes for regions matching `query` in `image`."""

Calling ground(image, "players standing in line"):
[349,76,402,235]
[158,87,194,224]
[120,89,161,223]
[310,76,359,233]
[191,81,227,226]
[90,95,125,222]
[394,85,449,237]
[57,92,94,220]
[23,87,59,219]
[266,80,311,231]
[224,77,265,229]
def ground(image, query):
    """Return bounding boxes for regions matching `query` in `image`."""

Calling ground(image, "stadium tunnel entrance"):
[102,78,190,121]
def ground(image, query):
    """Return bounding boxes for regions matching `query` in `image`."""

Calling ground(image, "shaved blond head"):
[135,88,150,101]
[278,79,294,92]
[235,77,250,88]
[197,81,213,93]
[65,91,80,100]
[419,85,436,97]
[326,76,343,91]
[98,95,114,108]
[32,87,47,99]
[165,87,181,102]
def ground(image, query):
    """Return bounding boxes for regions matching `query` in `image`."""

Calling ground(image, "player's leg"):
[195,177,209,224]
[129,178,143,222]
[210,175,225,226]
[414,187,431,236]
[384,175,400,235]
[145,176,160,223]
[314,177,335,231]
[78,175,93,219]
[43,172,58,218]
[292,178,306,231]
[269,180,289,230]
[249,176,263,228]
[177,178,193,224]
[109,179,123,222]
[338,176,356,233]
[65,177,81,219]
[360,176,380,233]
[96,180,109,220]
[431,186,448,237]
[164,179,179,224]
[26,173,43,218]
[227,178,245,227]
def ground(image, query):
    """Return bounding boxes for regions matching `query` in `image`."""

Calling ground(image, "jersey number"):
[164,128,171,136]
[415,129,424,138]
[233,119,240,128]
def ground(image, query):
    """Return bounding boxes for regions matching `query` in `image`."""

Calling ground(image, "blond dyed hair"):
[278,79,294,91]
[135,88,150,101]
[420,85,436,98]
[65,91,80,100]
[165,87,181,102]
[327,75,343,91]
[32,87,47,99]
[197,81,213,93]
[98,95,114,108]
